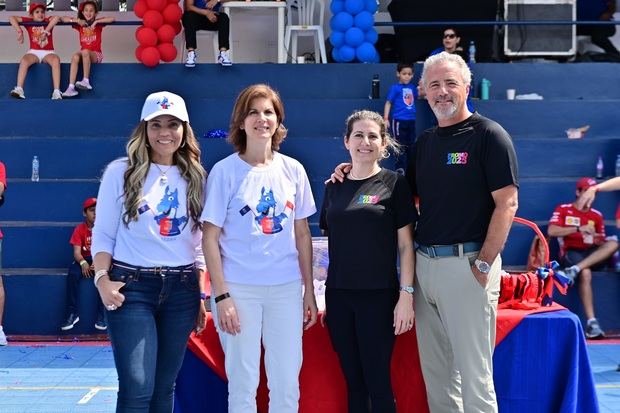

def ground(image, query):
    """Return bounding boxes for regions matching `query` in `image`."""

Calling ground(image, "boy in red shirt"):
[61,197,106,331]
[8,3,62,100]
[548,177,618,338]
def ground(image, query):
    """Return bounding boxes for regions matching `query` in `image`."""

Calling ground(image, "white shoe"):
[75,79,92,90]
[0,326,7,346]
[218,50,232,66]
[10,86,25,99]
[62,87,78,98]
[51,89,62,100]
[185,50,196,68]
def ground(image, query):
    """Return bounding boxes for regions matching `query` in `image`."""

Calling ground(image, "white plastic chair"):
[178,31,219,63]
[284,0,328,63]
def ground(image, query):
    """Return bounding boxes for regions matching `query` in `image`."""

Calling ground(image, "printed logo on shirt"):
[32,26,49,48]
[446,152,468,165]
[153,185,188,236]
[238,187,294,235]
[357,194,380,205]
[565,216,580,227]
[402,87,414,108]
[80,26,97,45]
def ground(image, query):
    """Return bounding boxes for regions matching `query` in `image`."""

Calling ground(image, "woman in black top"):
[320,110,417,413]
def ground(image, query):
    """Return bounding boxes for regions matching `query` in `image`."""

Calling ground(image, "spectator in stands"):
[61,197,106,332]
[548,177,618,339]
[320,110,415,413]
[182,0,232,67]
[201,84,317,413]
[0,161,7,346]
[91,91,208,411]
[577,175,620,210]
[384,63,418,175]
[60,1,115,98]
[429,27,468,61]
[577,0,619,56]
[8,3,62,100]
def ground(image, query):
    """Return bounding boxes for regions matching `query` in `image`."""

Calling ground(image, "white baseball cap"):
[140,91,189,123]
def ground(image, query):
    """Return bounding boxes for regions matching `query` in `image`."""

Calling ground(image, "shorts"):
[26,49,56,63]
[83,49,104,63]
[561,247,607,271]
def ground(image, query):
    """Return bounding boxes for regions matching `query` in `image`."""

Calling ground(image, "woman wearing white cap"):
[91,91,208,412]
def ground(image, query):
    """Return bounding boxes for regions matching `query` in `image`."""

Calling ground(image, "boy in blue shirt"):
[384,62,417,174]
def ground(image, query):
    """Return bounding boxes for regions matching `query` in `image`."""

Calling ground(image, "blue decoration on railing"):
[203,129,228,139]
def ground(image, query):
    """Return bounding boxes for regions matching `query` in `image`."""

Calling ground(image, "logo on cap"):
[158,97,172,110]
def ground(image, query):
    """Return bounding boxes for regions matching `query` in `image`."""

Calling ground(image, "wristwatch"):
[474,259,491,274]
[399,285,414,294]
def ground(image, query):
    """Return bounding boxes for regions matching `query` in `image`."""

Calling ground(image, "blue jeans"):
[106,261,200,413]
[66,256,104,320]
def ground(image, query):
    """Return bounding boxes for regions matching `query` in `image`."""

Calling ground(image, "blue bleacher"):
[1,62,619,335]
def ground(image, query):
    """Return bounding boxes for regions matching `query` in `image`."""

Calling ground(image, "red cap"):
[79,0,99,13]
[83,197,97,210]
[576,177,597,190]
[28,3,46,14]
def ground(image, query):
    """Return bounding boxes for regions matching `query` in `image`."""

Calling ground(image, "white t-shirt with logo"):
[92,158,206,269]
[201,152,316,286]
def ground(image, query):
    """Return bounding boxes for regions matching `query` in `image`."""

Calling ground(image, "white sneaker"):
[0,326,7,346]
[51,89,62,100]
[185,50,196,68]
[75,79,92,90]
[62,87,78,98]
[218,50,232,66]
[10,86,25,99]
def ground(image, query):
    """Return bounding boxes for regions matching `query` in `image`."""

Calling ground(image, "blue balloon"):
[370,49,380,63]
[365,28,378,44]
[365,0,378,13]
[345,27,365,47]
[330,0,345,14]
[339,45,356,62]
[330,31,345,48]
[345,0,364,15]
[354,11,374,31]
[356,42,376,63]
[331,47,341,62]
[330,12,354,32]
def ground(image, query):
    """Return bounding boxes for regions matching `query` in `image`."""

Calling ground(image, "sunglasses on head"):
[443,33,457,39]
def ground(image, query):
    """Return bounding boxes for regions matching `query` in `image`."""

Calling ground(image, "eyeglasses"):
[443,33,457,39]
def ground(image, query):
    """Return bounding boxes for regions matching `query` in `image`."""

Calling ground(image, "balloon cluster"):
[329,0,378,63]
[134,0,183,67]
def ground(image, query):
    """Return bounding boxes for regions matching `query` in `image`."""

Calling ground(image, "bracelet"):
[200,292,208,300]
[214,292,230,303]
[94,269,109,287]
[79,259,88,266]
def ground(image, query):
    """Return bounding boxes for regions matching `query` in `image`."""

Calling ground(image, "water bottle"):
[615,154,620,176]
[596,156,604,179]
[480,78,491,100]
[31,155,40,182]
[468,40,476,64]
[370,74,380,99]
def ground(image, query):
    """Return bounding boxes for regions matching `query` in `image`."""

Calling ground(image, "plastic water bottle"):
[370,74,380,99]
[596,156,604,179]
[468,40,476,64]
[615,154,620,176]
[31,156,40,182]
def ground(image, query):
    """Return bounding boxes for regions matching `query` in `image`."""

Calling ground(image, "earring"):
[381,148,390,159]
[180,140,186,148]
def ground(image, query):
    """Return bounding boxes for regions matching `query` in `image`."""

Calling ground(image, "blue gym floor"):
[0,341,619,412]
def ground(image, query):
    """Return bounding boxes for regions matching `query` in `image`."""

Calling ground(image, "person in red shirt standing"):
[8,3,62,100]
[61,197,106,331]
[0,161,7,346]
[60,1,115,97]
[547,177,618,339]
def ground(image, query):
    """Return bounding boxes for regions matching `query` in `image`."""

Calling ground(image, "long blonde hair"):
[122,120,206,231]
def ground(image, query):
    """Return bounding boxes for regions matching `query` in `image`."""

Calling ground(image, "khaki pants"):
[415,249,501,413]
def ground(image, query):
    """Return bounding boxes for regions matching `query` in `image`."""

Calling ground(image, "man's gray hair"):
[420,52,472,87]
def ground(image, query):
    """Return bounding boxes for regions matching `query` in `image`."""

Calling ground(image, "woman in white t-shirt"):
[91,91,208,412]
[201,84,318,413]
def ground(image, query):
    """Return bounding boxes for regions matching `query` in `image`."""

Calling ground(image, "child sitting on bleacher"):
[61,197,106,331]
[8,3,62,100]
[60,1,115,98]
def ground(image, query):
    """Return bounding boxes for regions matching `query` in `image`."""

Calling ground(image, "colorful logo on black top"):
[446,152,468,165]
[357,194,380,204]
[239,187,294,235]
[154,185,188,236]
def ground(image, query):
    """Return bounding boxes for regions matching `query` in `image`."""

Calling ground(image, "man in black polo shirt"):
[407,52,518,412]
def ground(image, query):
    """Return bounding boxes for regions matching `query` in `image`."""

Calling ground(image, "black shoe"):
[61,313,80,331]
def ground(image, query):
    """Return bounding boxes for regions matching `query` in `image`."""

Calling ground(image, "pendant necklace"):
[349,166,380,180]
[153,163,173,186]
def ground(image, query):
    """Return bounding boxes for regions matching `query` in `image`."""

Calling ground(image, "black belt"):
[416,242,482,258]
[112,260,195,276]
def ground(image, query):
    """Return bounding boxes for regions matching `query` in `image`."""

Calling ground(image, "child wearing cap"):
[61,197,106,331]
[60,1,115,98]
[8,3,62,100]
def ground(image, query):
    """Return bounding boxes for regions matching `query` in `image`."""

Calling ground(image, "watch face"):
[476,260,491,273]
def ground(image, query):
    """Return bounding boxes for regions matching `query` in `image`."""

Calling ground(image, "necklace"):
[349,166,380,180]
[153,163,174,186]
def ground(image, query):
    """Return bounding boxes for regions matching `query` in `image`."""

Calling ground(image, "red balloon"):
[135,45,145,62]
[167,0,178,4]
[133,0,148,18]
[146,0,167,12]
[136,26,158,47]
[143,10,164,30]
[172,22,182,35]
[158,42,177,62]
[157,24,176,43]
[141,46,161,67]
[162,3,183,25]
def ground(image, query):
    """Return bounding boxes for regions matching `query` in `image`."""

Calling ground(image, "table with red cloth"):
[174,304,599,413]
